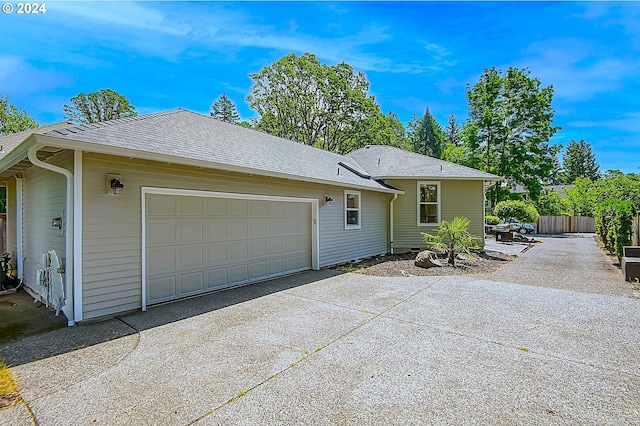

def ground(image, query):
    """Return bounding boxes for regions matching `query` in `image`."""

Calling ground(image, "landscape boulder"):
[414,250,442,269]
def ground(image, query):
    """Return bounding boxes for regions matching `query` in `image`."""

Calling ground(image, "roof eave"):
[29,134,403,194]
[0,134,38,174]
[373,174,503,181]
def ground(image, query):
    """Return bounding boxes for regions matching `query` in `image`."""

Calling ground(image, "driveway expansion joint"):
[188,277,445,425]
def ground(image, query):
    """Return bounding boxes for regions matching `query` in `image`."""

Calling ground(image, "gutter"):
[27,146,75,326]
[389,193,398,254]
[32,134,405,195]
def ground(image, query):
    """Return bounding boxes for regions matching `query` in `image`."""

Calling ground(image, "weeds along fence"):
[536,215,596,234]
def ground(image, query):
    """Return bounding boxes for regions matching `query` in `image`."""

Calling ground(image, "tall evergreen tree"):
[210,93,240,123]
[445,113,462,146]
[408,107,445,158]
[561,139,600,183]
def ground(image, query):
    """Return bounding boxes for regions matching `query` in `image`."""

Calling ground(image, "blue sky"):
[1,1,639,173]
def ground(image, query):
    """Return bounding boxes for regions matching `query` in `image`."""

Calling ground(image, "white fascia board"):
[0,134,37,172]
[373,174,503,181]
[32,134,403,195]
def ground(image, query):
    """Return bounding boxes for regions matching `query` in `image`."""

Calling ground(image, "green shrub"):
[535,189,572,216]
[485,215,501,225]
[421,217,479,267]
[595,198,634,258]
[494,200,540,223]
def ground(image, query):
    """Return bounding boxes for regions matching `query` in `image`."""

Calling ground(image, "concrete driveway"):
[1,235,639,425]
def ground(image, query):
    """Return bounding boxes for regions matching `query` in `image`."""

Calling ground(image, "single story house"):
[0,109,500,325]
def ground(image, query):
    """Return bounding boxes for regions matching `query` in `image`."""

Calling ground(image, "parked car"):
[499,218,536,234]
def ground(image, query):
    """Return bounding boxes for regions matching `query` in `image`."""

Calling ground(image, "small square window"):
[345,190,361,229]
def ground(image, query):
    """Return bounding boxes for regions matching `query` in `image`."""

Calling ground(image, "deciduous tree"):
[535,189,571,216]
[0,95,38,135]
[247,53,380,154]
[63,89,137,123]
[466,67,561,206]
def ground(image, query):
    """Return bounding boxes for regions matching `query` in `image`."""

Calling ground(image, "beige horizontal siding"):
[22,151,72,299]
[389,179,485,252]
[81,153,390,319]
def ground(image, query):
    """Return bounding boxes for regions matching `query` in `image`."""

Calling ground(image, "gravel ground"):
[337,249,517,277]
[484,233,637,297]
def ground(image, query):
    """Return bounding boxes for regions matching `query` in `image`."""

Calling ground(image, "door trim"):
[141,186,320,311]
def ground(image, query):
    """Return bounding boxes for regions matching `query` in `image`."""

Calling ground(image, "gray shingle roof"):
[347,145,501,181]
[39,109,398,192]
[0,122,71,159]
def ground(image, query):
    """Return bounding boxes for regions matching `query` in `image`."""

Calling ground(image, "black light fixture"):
[111,178,125,195]
[107,173,125,195]
[324,194,333,204]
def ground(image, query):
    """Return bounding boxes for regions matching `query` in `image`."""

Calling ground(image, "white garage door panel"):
[146,194,312,305]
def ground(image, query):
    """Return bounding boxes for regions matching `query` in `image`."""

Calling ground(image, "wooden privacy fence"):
[536,215,595,234]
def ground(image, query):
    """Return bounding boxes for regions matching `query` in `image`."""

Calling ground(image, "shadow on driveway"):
[0,269,342,367]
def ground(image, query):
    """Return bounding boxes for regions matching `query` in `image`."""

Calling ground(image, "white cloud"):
[53,2,188,36]
[568,113,640,133]
[0,56,70,96]
[47,3,451,75]
[517,38,640,101]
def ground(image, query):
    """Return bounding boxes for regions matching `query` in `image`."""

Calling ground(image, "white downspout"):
[390,193,398,254]
[16,177,23,280]
[27,146,75,326]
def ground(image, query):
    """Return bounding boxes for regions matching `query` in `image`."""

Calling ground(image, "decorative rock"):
[414,250,442,268]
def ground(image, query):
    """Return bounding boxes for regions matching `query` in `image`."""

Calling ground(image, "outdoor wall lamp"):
[324,194,333,204]
[107,173,125,195]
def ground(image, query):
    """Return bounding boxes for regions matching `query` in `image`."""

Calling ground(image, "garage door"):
[145,193,312,305]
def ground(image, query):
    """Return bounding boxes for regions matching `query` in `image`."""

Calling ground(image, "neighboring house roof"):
[0,122,71,160]
[510,184,529,195]
[347,145,501,181]
[0,109,400,193]
[543,184,575,199]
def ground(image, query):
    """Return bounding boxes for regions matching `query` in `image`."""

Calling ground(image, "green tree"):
[466,67,561,206]
[210,93,240,123]
[247,53,380,154]
[494,200,540,223]
[421,217,479,267]
[63,89,137,124]
[356,111,409,150]
[561,139,600,183]
[565,176,596,216]
[408,107,445,158]
[535,189,572,216]
[595,198,635,258]
[549,153,563,185]
[445,113,462,146]
[0,95,38,136]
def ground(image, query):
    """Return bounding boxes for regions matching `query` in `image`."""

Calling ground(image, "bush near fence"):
[595,199,634,259]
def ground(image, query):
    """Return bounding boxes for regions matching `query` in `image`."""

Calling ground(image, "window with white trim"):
[344,190,361,229]
[418,181,440,225]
